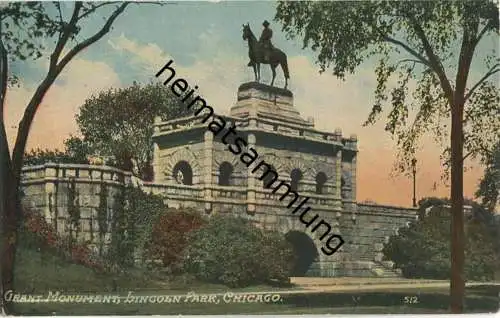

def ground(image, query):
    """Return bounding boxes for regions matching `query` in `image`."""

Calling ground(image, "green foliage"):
[275,1,499,175]
[97,183,109,255]
[75,81,190,180]
[105,185,167,270]
[183,214,294,288]
[23,146,90,166]
[383,197,499,281]
[66,178,81,243]
[146,208,206,272]
[64,136,92,164]
[476,142,500,213]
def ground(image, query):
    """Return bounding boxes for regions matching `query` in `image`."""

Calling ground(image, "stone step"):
[370,262,402,278]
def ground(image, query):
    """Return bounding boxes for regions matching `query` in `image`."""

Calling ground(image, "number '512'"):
[403,296,419,304]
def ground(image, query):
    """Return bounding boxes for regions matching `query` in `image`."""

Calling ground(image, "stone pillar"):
[152,142,160,182]
[335,129,343,205]
[246,133,256,215]
[203,130,213,213]
[349,134,358,202]
[44,165,58,223]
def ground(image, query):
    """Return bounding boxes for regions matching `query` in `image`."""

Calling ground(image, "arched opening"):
[218,161,233,186]
[262,165,277,188]
[172,161,193,185]
[315,172,327,194]
[285,231,319,276]
[290,168,303,192]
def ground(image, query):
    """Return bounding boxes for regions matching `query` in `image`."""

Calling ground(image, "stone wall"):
[21,163,136,253]
[21,163,417,277]
[339,203,418,276]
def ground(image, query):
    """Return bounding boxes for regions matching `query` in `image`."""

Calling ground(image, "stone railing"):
[21,163,134,186]
[143,182,204,200]
[152,112,358,151]
[254,117,344,143]
[153,114,246,135]
[357,203,418,218]
[211,185,247,201]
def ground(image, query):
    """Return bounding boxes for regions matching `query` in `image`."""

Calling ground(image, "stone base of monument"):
[230,81,314,127]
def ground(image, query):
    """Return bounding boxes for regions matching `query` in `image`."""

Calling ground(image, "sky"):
[4,1,498,208]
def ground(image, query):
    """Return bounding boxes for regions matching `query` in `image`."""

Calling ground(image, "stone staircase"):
[370,261,402,278]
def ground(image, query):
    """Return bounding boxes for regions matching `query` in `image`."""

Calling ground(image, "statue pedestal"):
[230,82,313,127]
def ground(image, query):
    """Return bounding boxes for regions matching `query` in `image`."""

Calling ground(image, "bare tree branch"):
[54,1,64,25]
[56,3,130,73]
[462,151,474,162]
[12,2,130,178]
[49,2,83,72]
[472,19,493,49]
[455,14,479,99]
[408,16,455,104]
[77,2,121,20]
[464,63,500,102]
[382,35,431,68]
[394,58,429,69]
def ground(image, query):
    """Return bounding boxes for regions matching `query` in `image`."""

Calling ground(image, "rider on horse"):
[248,20,273,66]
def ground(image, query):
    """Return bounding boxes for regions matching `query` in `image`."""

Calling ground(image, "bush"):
[383,197,499,281]
[183,214,294,287]
[19,208,105,273]
[104,186,167,269]
[146,208,206,272]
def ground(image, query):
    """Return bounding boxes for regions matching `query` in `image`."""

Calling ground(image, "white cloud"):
[5,58,121,151]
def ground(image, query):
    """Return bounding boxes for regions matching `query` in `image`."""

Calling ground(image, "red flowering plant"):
[21,208,105,273]
[21,208,59,251]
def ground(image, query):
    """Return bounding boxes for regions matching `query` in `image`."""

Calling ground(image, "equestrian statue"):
[242,20,290,89]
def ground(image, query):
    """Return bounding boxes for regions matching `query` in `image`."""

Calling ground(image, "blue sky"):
[6,1,498,206]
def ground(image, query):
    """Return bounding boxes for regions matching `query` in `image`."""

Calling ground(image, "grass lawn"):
[9,247,500,315]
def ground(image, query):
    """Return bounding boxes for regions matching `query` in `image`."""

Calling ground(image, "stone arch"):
[218,161,234,186]
[285,231,320,276]
[315,172,327,194]
[257,153,287,176]
[172,161,193,185]
[214,150,246,186]
[277,216,323,276]
[163,148,201,184]
[310,164,334,182]
[284,157,311,178]
[214,149,242,168]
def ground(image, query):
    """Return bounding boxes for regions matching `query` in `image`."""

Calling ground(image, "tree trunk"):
[1,171,20,314]
[450,102,465,313]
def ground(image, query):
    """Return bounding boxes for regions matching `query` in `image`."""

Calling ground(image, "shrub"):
[105,186,167,269]
[183,214,293,287]
[383,197,499,281]
[146,208,206,272]
[20,208,104,273]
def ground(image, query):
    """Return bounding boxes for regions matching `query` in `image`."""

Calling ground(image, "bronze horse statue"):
[242,23,289,89]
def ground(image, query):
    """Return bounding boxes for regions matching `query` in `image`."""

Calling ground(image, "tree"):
[476,142,500,213]
[383,197,499,281]
[0,2,161,313]
[23,137,91,166]
[275,1,499,312]
[75,82,190,180]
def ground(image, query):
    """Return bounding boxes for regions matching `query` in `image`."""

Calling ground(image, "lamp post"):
[412,158,417,208]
